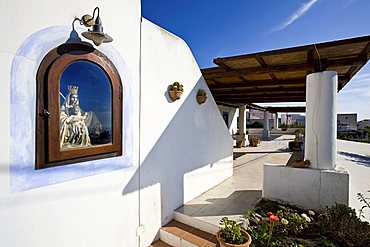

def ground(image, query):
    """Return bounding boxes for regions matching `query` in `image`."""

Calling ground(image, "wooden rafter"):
[211,87,306,96]
[203,56,366,79]
[266,106,306,113]
[203,35,370,104]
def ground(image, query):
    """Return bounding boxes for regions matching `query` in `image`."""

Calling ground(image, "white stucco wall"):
[137,19,233,245]
[218,105,238,134]
[263,164,349,211]
[0,0,141,246]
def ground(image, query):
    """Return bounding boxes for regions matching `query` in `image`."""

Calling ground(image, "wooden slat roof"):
[202,35,370,107]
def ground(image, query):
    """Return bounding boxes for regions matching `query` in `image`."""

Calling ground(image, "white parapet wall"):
[138,19,234,246]
[263,164,349,211]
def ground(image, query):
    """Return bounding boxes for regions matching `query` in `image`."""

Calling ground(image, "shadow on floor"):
[338,151,370,167]
[233,149,291,160]
[246,134,283,141]
[180,190,262,217]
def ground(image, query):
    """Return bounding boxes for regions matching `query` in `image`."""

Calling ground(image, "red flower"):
[269,214,279,221]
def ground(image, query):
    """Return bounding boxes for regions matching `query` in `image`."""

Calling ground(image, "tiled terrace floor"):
[176,134,294,228]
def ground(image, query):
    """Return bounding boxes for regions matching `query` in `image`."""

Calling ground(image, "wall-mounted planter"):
[196,89,207,105]
[169,90,183,101]
[168,81,184,102]
[196,95,207,104]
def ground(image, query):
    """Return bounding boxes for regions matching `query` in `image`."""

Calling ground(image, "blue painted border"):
[10,26,134,191]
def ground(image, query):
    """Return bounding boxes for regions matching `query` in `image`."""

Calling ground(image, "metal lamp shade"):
[82,31,113,46]
[81,16,113,46]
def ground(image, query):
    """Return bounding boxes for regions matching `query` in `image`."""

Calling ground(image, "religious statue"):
[60,85,91,148]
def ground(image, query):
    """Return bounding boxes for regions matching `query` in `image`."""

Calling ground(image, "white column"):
[236,105,246,147]
[262,111,270,140]
[305,71,337,170]
[273,113,278,129]
[238,105,246,135]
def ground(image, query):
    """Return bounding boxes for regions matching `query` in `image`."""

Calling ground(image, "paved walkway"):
[176,134,294,227]
[337,140,370,221]
[176,135,370,227]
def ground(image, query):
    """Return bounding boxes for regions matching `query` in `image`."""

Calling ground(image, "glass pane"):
[59,61,112,149]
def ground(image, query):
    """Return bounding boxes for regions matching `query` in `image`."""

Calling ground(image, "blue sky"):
[61,61,112,128]
[142,0,370,120]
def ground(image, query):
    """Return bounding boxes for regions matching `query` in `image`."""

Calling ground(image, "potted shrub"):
[289,129,303,151]
[249,136,260,147]
[168,81,184,101]
[280,123,288,131]
[235,134,246,148]
[217,217,252,247]
[196,88,207,104]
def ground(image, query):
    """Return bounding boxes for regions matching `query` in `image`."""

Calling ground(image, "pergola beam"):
[211,86,306,95]
[210,35,370,64]
[203,56,366,79]
[266,106,306,113]
[203,35,370,105]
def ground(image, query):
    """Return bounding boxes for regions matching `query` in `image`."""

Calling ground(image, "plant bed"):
[243,199,370,247]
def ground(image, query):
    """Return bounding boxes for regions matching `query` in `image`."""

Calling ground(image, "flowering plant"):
[267,212,279,246]
[218,217,249,245]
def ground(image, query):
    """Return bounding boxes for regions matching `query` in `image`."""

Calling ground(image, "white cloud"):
[272,0,319,32]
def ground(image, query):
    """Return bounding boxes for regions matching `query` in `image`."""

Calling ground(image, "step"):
[149,239,174,247]
[159,220,218,247]
[173,210,219,235]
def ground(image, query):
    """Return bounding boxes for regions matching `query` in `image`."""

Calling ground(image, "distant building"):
[357,119,370,130]
[246,109,274,128]
[280,114,305,126]
[337,113,357,130]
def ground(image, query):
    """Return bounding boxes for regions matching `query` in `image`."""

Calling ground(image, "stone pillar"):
[262,111,270,140]
[305,71,337,170]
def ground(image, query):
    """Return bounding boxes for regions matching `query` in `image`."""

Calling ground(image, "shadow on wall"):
[338,151,370,167]
[122,76,233,225]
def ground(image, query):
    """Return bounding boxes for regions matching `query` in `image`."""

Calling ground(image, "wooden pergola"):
[201,35,370,109]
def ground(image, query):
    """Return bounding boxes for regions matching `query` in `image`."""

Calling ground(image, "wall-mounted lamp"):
[76,7,113,46]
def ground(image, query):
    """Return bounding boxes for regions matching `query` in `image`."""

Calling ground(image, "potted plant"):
[235,134,246,148]
[168,81,184,101]
[196,88,207,104]
[280,123,288,131]
[217,217,252,247]
[289,129,303,151]
[248,136,260,147]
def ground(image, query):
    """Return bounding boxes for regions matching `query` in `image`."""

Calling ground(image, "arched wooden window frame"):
[36,44,122,169]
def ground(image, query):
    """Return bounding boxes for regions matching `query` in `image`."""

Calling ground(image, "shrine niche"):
[36,44,122,169]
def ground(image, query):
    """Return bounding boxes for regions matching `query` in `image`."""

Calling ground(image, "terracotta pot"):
[216,230,252,247]
[168,90,183,101]
[196,95,207,104]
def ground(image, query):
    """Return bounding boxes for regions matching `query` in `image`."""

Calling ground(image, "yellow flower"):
[308,210,315,216]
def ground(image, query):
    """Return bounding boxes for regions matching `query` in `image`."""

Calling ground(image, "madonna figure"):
[60,85,91,148]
